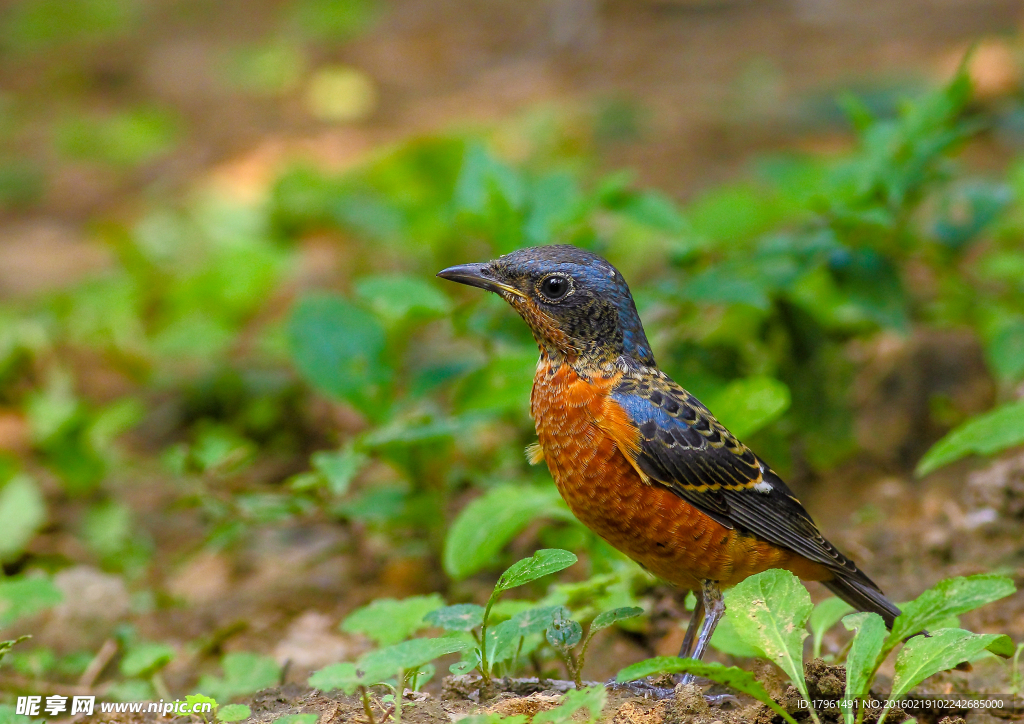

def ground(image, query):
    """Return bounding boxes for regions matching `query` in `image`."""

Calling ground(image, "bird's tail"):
[824,573,901,629]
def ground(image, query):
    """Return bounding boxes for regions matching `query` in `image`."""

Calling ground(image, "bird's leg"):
[678,591,705,659]
[679,580,724,685]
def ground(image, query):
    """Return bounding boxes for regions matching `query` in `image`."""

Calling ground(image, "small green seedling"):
[545,606,643,688]
[0,635,30,665]
[341,594,445,646]
[185,695,218,724]
[197,652,281,703]
[310,636,470,724]
[616,658,798,724]
[120,641,175,700]
[478,549,577,684]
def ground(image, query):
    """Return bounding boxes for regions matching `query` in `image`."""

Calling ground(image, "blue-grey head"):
[438,244,654,366]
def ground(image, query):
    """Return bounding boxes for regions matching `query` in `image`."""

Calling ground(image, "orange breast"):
[530,359,830,590]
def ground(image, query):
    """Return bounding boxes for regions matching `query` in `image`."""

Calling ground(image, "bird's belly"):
[531,364,822,589]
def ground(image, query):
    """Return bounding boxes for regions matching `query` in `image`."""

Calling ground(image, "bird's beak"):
[436,262,525,297]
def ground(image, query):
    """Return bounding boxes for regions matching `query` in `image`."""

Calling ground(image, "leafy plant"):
[196,652,281,703]
[341,594,445,646]
[616,658,798,724]
[545,606,643,689]
[916,399,1024,475]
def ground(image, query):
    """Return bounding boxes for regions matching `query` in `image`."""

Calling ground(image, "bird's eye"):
[539,275,571,301]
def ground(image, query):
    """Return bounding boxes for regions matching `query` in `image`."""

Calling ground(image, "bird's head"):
[438,244,654,367]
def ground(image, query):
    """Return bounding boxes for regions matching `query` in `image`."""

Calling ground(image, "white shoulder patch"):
[753,479,773,494]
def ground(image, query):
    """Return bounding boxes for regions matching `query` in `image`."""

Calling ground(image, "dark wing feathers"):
[610,377,877,589]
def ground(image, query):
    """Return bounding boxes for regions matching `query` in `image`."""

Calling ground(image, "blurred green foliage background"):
[1,0,1024,708]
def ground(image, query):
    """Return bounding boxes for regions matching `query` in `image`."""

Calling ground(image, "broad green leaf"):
[218,704,252,722]
[534,686,606,724]
[616,658,798,724]
[726,569,815,718]
[710,610,765,659]
[809,597,854,659]
[590,606,644,633]
[357,636,471,682]
[916,400,1024,476]
[354,274,452,322]
[706,376,791,439]
[887,575,1015,647]
[0,575,63,626]
[311,447,366,497]
[120,642,175,677]
[308,662,361,695]
[444,485,575,579]
[0,475,45,562]
[424,604,485,632]
[197,652,280,703]
[495,549,578,594]
[489,605,564,662]
[287,294,389,413]
[342,594,445,646]
[879,629,1012,724]
[840,612,886,724]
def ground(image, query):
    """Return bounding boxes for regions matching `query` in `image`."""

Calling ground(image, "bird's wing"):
[597,374,874,587]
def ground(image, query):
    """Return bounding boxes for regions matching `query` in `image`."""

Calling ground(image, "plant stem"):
[479,596,496,684]
[359,686,376,724]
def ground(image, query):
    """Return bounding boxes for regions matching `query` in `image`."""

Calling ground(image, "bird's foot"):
[605,677,676,700]
[673,678,740,708]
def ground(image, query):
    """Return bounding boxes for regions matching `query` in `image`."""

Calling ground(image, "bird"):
[437,244,901,681]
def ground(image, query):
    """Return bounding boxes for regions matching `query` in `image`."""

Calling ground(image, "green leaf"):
[357,636,471,682]
[615,658,798,724]
[710,610,765,658]
[424,604,485,632]
[916,400,1024,476]
[217,704,252,722]
[590,606,644,633]
[534,686,606,724]
[726,569,815,718]
[287,294,389,413]
[272,715,317,724]
[0,474,45,562]
[0,635,30,665]
[444,485,575,579]
[120,642,175,678]
[0,575,63,627]
[887,575,1015,647]
[495,549,578,594]
[310,446,366,497]
[840,613,886,724]
[196,652,281,703]
[880,629,1011,724]
[490,606,565,662]
[809,597,854,659]
[342,594,445,646]
[308,662,361,695]
[185,695,218,714]
[705,376,791,439]
[354,274,452,322]
[545,613,582,649]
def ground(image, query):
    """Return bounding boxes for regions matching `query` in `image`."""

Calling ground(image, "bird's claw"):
[604,677,676,700]
[606,677,741,707]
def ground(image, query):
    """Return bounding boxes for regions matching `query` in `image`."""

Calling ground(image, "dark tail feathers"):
[824,574,901,629]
